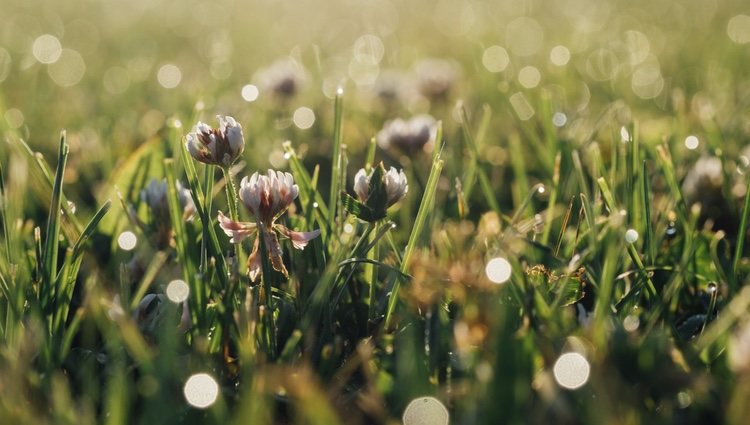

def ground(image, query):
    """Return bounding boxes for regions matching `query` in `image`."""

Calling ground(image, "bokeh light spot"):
[403,396,449,425]
[166,279,190,304]
[553,352,590,390]
[241,84,259,102]
[685,135,699,150]
[485,257,512,284]
[550,45,571,66]
[518,66,541,88]
[117,231,137,251]
[728,15,750,44]
[353,34,385,65]
[482,46,510,73]
[509,92,534,121]
[625,229,639,244]
[48,49,86,87]
[293,107,315,129]
[552,112,567,127]
[32,34,62,64]
[157,64,181,89]
[4,108,24,129]
[183,373,219,409]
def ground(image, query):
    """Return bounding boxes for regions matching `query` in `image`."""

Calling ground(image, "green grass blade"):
[327,89,344,228]
[732,171,750,291]
[384,151,444,329]
[41,132,69,312]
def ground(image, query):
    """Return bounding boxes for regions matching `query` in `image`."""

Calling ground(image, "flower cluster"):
[217,170,320,280]
[185,115,245,167]
[343,162,408,222]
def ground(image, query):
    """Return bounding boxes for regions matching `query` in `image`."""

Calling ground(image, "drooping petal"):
[275,224,321,249]
[247,238,262,281]
[217,211,257,243]
[261,226,288,277]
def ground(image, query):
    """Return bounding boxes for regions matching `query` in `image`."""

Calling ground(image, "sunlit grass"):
[2,0,750,424]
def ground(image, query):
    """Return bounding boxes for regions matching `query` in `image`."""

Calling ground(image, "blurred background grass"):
[3,0,750,424]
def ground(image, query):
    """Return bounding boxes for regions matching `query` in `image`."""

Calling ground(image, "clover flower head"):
[413,58,460,101]
[373,70,407,105]
[255,58,307,100]
[377,114,437,154]
[353,165,408,209]
[239,170,300,224]
[141,178,195,221]
[682,156,731,230]
[185,115,245,166]
[218,169,320,281]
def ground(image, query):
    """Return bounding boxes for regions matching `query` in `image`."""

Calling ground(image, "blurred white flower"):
[414,58,461,101]
[185,115,245,167]
[218,170,320,280]
[133,294,190,336]
[682,156,732,230]
[254,58,307,100]
[141,178,195,221]
[377,114,437,154]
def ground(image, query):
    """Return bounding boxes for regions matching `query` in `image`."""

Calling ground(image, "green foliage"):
[3,0,750,424]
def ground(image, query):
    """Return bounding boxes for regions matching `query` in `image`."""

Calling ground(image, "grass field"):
[2,0,750,423]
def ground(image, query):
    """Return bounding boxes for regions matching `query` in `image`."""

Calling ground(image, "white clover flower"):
[254,58,307,100]
[413,58,461,101]
[141,178,195,221]
[218,170,320,281]
[185,115,245,167]
[376,114,437,154]
[682,156,732,230]
[353,166,408,208]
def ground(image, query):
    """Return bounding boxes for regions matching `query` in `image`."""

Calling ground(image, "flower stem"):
[222,166,240,223]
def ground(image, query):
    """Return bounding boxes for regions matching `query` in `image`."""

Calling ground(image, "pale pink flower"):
[218,170,320,280]
[377,115,437,154]
[185,115,245,166]
[353,166,408,208]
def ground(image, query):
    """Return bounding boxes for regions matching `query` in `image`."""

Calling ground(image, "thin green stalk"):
[384,153,444,329]
[732,171,750,291]
[222,166,240,223]
[0,161,11,266]
[598,177,657,299]
[257,226,277,357]
[642,160,656,265]
[42,132,68,313]
[328,89,344,228]
[541,152,561,246]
